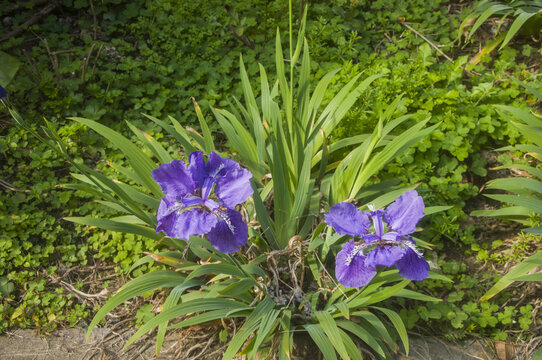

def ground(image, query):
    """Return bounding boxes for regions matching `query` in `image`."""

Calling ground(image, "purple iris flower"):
[325,190,430,287]
[152,151,253,253]
[0,85,6,99]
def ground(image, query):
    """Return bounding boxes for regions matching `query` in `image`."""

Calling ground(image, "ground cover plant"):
[1,0,541,357]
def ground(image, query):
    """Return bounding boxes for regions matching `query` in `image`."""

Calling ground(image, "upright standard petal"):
[207,209,248,253]
[207,151,240,178]
[335,240,376,287]
[215,168,253,208]
[152,160,194,198]
[394,247,430,281]
[325,202,370,237]
[187,151,207,189]
[384,190,425,235]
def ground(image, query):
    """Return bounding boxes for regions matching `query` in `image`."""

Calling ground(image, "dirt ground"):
[0,326,508,360]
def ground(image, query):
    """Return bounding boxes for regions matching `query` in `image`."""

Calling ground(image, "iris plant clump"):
[325,190,430,287]
[152,151,253,253]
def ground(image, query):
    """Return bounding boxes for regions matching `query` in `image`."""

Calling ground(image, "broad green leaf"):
[469,4,511,41]
[125,298,248,348]
[339,329,363,360]
[143,114,197,154]
[126,122,172,164]
[191,98,215,154]
[372,306,409,355]
[304,323,338,360]
[484,194,542,215]
[393,289,442,302]
[0,51,20,86]
[65,217,162,240]
[337,320,387,358]
[500,10,539,49]
[87,271,185,337]
[315,311,350,360]
[223,297,275,360]
[481,251,542,301]
[156,281,200,354]
[71,117,162,197]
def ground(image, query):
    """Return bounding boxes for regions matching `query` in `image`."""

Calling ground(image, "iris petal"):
[158,207,217,240]
[152,160,194,198]
[188,151,207,189]
[395,247,430,281]
[207,209,248,253]
[325,202,370,237]
[335,240,376,287]
[384,190,425,235]
[215,168,253,208]
[207,151,239,178]
[365,245,405,267]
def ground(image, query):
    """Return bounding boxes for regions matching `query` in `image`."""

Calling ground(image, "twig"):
[398,19,454,63]
[82,43,96,83]
[1,1,61,42]
[88,0,97,40]
[60,280,108,299]
[0,178,30,192]
[90,43,104,80]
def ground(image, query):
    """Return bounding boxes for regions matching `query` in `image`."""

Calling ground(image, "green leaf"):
[481,251,542,301]
[484,194,542,215]
[336,320,387,358]
[71,117,162,197]
[223,297,275,360]
[125,298,248,348]
[191,97,215,154]
[393,289,442,302]
[304,323,338,360]
[512,273,542,281]
[65,217,162,240]
[500,10,539,49]
[156,281,200,354]
[315,311,350,360]
[372,307,409,355]
[0,51,21,86]
[469,4,511,41]
[126,122,172,164]
[87,271,185,338]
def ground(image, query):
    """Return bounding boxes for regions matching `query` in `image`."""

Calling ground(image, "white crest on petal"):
[215,209,236,234]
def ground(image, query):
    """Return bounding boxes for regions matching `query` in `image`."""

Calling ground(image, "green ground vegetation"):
[0,0,540,345]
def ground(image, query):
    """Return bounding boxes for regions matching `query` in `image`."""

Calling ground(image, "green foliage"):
[459,0,542,50]
[10,16,442,357]
[399,263,536,340]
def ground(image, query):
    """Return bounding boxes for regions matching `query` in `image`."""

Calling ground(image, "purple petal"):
[335,240,376,287]
[156,196,181,234]
[188,151,207,189]
[207,209,248,253]
[152,160,194,198]
[395,247,430,281]
[384,190,425,236]
[325,202,370,237]
[215,168,253,208]
[207,151,240,178]
[365,245,405,267]
[0,85,6,99]
[369,209,385,238]
[157,206,217,240]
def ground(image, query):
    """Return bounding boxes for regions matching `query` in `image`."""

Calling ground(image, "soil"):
[0,326,519,360]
